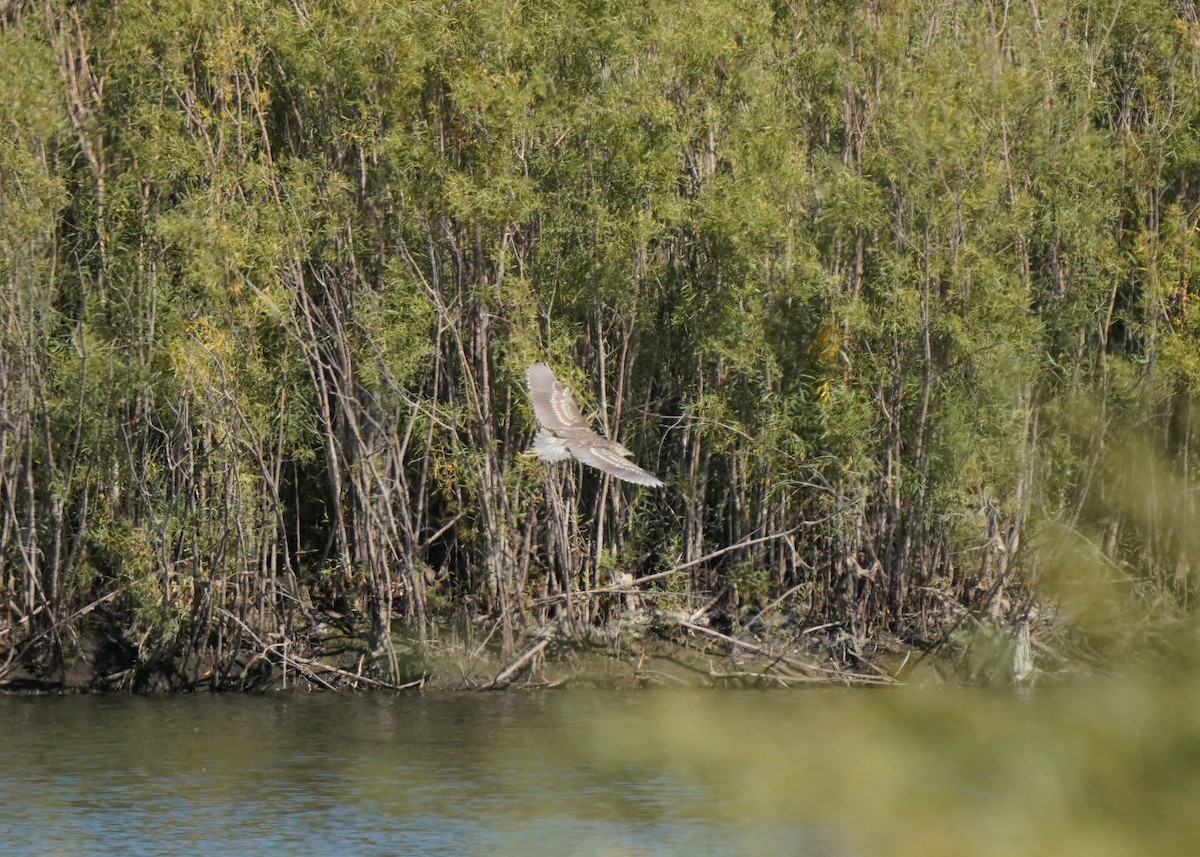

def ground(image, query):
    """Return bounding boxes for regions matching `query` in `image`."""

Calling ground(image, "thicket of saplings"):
[2,0,1198,690]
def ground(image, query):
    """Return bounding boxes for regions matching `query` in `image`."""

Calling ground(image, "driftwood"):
[488,625,556,689]
[676,619,897,687]
[217,609,424,691]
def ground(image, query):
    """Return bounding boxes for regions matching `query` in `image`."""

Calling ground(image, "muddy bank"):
[2,600,1045,693]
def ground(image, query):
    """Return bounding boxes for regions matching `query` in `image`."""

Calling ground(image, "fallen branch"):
[488,625,556,689]
[489,637,550,689]
[705,667,826,687]
[0,591,124,684]
[678,620,896,686]
[530,526,812,606]
[216,608,422,691]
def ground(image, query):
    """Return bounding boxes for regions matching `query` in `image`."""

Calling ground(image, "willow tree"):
[3,0,1199,689]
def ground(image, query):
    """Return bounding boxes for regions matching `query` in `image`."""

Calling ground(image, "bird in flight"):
[525,363,663,488]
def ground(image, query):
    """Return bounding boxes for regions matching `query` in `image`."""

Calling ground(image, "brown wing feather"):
[527,363,594,439]
[570,444,664,487]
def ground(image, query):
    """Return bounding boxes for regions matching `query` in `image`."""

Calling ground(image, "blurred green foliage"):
[579,675,1200,857]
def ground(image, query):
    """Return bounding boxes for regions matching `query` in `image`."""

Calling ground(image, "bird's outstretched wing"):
[525,363,663,488]
[570,444,664,488]
[526,363,593,440]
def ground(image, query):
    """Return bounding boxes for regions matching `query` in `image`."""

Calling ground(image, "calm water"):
[0,691,837,857]
[5,680,1200,857]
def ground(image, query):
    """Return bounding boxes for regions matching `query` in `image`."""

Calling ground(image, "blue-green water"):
[5,680,1200,857]
[0,692,836,857]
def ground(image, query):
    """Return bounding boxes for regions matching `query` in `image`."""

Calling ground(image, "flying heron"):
[525,363,663,488]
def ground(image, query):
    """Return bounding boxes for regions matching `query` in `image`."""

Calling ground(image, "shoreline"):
[1,606,1037,694]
